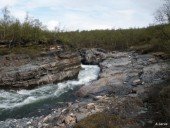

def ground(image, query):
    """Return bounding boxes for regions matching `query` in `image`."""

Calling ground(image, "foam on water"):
[0,64,100,110]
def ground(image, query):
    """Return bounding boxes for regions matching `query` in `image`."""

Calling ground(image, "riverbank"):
[0,47,81,89]
[0,64,100,120]
[0,48,169,128]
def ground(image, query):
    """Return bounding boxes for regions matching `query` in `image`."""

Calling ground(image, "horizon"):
[0,0,164,31]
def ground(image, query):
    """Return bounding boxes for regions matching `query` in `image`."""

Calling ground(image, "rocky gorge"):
[0,48,170,128]
[0,50,81,89]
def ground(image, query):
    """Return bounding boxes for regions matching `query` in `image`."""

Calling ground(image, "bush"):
[0,48,10,55]
[74,112,135,128]
[158,86,170,121]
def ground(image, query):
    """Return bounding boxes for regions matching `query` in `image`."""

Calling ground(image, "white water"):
[0,64,100,110]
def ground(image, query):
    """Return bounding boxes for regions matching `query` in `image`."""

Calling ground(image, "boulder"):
[79,48,107,64]
[64,115,76,124]
[76,76,131,97]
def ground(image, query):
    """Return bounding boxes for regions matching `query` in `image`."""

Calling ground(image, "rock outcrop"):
[79,48,107,64]
[0,51,81,89]
[77,49,170,98]
[0,48,169,128]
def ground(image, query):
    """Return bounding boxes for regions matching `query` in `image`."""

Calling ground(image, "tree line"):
[0,0,170,55]
[57,24,170,53]
[57,0,170,53]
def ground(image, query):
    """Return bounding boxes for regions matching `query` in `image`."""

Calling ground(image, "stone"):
[86,103,95,109]
[26,121,31,125]
[69,113,75,117]
[132,79,142,86]
[93,95,103,100]
[75,113,88,122]
[79,48,107,64]
[64,116,76,124]
[76,76,131,97]
[148,58,157,63]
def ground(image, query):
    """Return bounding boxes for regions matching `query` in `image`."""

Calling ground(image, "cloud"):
[46,20,60,30]
[10,8,26,22]
[0,0,165,31]
[0,0,18,8]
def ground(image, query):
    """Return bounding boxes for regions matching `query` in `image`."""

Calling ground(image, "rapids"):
[0,64,100,120]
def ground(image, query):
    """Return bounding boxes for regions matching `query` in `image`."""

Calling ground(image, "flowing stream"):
[0,64,100,120]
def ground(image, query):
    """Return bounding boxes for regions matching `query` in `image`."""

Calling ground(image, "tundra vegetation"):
[0,2,170,56]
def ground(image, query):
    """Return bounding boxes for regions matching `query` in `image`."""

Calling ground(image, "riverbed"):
[0,64,100,121]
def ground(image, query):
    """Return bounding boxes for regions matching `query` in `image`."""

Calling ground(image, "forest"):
[0,5,170,56]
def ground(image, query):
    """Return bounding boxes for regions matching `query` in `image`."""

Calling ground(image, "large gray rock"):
[0,51,81,89]
[79,48,129,65]
[79,48,107,64]
[77,49,170,98]
[141,63,169,83]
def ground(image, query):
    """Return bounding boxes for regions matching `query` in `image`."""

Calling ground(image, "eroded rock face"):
[0,51,81,89]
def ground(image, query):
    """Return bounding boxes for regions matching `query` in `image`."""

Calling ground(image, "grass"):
[143,80,170,127]
[74,112,136,128]
[0,47,10,55]
[157,85,170,122]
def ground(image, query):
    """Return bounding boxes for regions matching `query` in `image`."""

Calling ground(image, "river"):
[0,64,100,121]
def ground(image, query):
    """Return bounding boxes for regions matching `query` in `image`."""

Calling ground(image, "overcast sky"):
[0,0,164,31]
